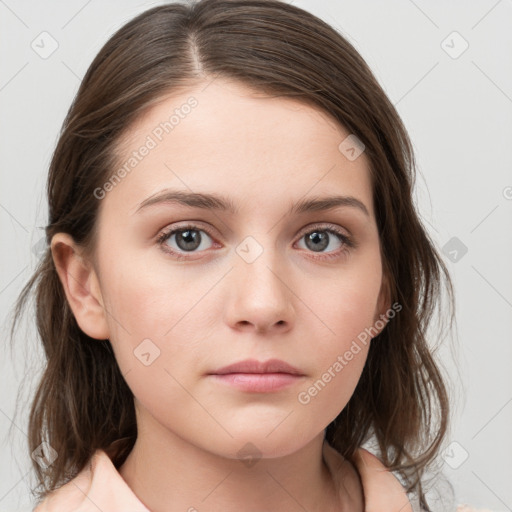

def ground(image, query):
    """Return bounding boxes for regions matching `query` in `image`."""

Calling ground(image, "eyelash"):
[156,222,356,261]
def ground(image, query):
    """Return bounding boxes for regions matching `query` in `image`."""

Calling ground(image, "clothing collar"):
[34,444,413,512]
[323,441,413,512]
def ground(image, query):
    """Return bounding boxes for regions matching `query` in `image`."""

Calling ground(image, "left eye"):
[295,228,348,254]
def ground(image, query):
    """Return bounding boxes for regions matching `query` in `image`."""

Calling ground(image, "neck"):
[118,412,362,512]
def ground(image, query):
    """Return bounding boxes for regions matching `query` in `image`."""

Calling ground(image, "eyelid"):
[156,220,218,241]
[296,221,350,238]
[158,220,350,240]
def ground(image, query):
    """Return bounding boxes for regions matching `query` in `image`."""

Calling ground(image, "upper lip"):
[210,358,304,376]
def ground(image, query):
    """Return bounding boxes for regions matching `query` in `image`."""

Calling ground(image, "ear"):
[51,232,110,340]
[372,272,392,337]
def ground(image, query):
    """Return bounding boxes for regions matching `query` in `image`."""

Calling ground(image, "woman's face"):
[88,78,389,459]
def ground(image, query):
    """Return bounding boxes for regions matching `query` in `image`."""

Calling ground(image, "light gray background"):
[1,1,511,511]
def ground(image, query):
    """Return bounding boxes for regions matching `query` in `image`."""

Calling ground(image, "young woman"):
[11,0,457,510]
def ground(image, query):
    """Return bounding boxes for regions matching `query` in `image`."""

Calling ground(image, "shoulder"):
[32,457,94,512]
[323,442,414,512]
[351,447,414,512]
[32,450,149,512]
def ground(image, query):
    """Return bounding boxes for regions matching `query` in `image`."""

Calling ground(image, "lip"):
[210,358,303,376]
[208,359,305,393]
[210,373,304,392]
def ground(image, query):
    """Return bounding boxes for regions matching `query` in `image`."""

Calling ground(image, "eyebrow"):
[134,189,370,218]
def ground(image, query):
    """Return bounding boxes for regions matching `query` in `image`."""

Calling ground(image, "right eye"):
[156,224,217,260]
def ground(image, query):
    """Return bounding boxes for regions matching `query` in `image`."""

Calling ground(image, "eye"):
[157,224,216,259]
[295,224,355,260]
[156,222,356,261]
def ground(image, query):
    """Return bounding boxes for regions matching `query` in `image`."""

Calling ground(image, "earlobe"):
[50,233,110,340]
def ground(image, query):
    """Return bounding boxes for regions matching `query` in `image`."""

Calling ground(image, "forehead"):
[108,78,374,218]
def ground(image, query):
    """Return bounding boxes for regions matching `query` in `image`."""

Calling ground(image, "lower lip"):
[210,373,303,392]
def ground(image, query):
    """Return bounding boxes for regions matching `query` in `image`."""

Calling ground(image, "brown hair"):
[9,0,455,508]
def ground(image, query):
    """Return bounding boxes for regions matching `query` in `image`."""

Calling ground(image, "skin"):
[52,77,390,512]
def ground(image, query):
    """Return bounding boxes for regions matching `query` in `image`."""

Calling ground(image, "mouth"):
[207,358,305,393]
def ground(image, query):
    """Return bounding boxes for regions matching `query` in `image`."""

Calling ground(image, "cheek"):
[294,258,382,418]
[295,344,368,429]
[100,249,196,336]
[295,289,374,422]
[99,264,207,420]
[307,255,383,348]
[99,254,219,377]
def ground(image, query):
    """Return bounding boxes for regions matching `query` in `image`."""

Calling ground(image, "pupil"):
[177,229,200,251]
[307,231,328,252]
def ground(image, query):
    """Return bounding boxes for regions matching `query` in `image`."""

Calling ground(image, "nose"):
[223,247,295,334]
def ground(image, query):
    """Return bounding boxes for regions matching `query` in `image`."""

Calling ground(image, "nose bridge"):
[225,231,295,330]
[234,232,287,293]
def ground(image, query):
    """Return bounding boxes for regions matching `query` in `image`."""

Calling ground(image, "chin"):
[202,426,319,462]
